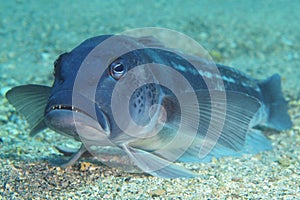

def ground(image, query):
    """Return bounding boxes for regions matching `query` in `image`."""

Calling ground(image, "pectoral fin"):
[197,90,261,156]
[6,84,51,136]
[122,144,197,178]
[139,90,263,164]
[52,144,87,167]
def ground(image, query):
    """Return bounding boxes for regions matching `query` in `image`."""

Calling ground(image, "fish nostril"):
[57,76,65,84]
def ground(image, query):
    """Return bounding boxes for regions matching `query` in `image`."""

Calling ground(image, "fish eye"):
[109,60,127,80]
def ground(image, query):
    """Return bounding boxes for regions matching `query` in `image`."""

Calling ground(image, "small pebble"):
[149,189,166,197]
[79,162,97,171]
[278,157,291,167]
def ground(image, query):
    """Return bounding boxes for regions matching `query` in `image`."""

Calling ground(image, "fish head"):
[44,35,112,145]
[44,35,165,145]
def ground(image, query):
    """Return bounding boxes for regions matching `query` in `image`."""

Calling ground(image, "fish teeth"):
[49,104,85,114]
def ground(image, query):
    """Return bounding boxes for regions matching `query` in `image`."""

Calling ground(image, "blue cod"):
[6,35,293,178]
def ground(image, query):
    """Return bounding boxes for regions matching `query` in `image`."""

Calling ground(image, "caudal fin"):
[259,74,293,130]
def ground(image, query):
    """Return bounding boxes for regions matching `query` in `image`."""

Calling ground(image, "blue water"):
[1,0,299,98]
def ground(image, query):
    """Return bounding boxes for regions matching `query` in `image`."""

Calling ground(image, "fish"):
[5,35,293,178]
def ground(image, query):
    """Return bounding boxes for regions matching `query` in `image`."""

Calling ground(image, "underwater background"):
[0,0,299,199]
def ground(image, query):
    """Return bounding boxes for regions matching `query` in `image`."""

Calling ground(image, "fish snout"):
[44,90,111,142]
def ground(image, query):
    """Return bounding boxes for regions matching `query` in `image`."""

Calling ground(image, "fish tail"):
[259,74,293,130]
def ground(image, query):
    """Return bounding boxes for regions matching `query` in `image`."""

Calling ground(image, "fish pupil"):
[113,63,124,72]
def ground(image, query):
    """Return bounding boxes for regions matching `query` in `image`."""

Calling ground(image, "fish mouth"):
[46,104,95,119]
[44,94,111,146]
[44,90,114,147]
[45,103,113,147]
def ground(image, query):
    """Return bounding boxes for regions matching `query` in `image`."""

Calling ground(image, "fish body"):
[6,35,292,178]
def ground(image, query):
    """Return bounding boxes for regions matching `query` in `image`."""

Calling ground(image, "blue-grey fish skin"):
[5,35,293,178]
[138,47,292,131]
